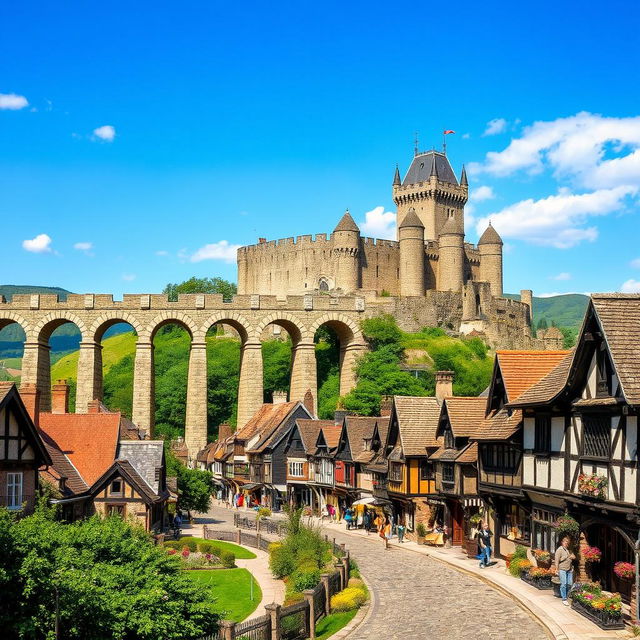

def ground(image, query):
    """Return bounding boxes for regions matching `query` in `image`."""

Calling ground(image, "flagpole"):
[443,131,446,155]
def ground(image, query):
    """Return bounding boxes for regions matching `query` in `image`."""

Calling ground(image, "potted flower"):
[578,473,607,500]
[416,522,427,545]
[552,513,579,549]
[582,546,602,563]
[613,561,635,581]
[523,566,554,590]
[532,549,552,569]
[570,583,624,629]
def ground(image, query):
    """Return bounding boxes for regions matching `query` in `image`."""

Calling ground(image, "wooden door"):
[587,524,633,603]
[452,501,464,546]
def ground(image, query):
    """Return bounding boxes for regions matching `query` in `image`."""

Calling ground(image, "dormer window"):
[595,343,611,398]
[444,428,455,450]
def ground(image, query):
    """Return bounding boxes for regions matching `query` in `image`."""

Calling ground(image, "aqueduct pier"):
[0,292,368,455]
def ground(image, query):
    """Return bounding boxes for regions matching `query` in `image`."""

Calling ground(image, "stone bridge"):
[0,293,369,455]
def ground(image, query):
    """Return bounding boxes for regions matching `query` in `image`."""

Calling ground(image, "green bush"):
[270,543,296,579]
[180,537,198,552]
[508,558,532,577]
[421,327,446,338]
[291,567,321,592]
[197,541,216,554]
[330,587,367,612]
[220,550,235,568]
[416,523,427,537]
[163,540,181,550]
[513,545,528,560]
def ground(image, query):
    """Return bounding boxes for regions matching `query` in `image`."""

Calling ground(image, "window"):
[500,504,531,543]
[111,480,123,495]
[154,467,161,483]
[107,504,126,517]
[288,462,304,477]
[583,415,610,459]
[390,463,402,482]
[7,472,23,509]
[442,463,454,484]
[534,415,551,453]
[595,343,611,397]
[531,508,559,551]
[419,460,434,481]
[444,428,455,450]
[481,444,520,473]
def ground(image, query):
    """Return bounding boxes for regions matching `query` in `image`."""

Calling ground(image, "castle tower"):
[393,150,468,241]
[332,210,360,292]
[438,215,465,292]
[398,208,425,296]
[478,222,503,297]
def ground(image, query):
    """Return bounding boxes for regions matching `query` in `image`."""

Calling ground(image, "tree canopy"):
[163,277,237,302]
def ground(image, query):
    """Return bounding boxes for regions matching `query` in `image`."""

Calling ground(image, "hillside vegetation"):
[505,293,589,330]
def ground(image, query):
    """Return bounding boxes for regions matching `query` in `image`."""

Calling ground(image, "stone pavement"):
[199,506,549,639]
[322,520,630,640]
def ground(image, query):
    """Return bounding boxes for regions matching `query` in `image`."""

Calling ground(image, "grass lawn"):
[315,610,358,640]
[187,568,262,622]
[179,536,256,559]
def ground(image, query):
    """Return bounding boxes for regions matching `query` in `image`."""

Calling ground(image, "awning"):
[352,497,392,506]
[242,483,263,491]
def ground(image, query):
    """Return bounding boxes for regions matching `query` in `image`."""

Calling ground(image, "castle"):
[238,149,553,350]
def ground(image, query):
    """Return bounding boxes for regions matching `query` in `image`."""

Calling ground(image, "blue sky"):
[2,0,640,298]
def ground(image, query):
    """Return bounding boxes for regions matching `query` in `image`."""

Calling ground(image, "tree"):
[1,508,219,639]
[163,277,237,302]
[166,449,215,514]
[536,317,549,332]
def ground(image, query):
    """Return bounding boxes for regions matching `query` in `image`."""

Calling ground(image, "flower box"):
[570,600,624,630]
[578,473,607,500]
[521,572,553,590]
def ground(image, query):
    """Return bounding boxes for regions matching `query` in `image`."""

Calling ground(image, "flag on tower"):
[443,130,455,135]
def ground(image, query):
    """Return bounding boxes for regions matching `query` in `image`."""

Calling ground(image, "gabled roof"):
[343,416,385,460]
[391,396,441,455]
[507,352,574,408]
[246,402,310,453]
[403,151,458,185]
[39,430,88,495]
[237,402,299,441]
[320,423,342,450]
[431,441,477,463]
[117,441,164,495]
[38,411,121,486]
[493,350,571,404]
[90,459,162,503]
[0,382,52,466]
[295,419,331,454]
[442,397,487,438]
[473,408,523,441]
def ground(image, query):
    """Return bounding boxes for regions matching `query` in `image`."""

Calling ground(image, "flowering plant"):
[205,553,213,563]
[528,567,555,578]
[166,548,177,555]
[613,561,634,579]
[578,473,607,499]
[571,583,623,619]
[532,549,551,563]
[181,548,190,559]
[582,546,602,563]
[552,513,579,540]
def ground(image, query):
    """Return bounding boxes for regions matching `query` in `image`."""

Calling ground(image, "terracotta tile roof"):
[431,441,478,463]
[496,350,571,403]
[196,442,216,463]
[39,430,89,495]
[573,396,619,407]
[38,412,120,486]
[296,419,333,454]
[393,396,441,455]
[457,441,478,463]
[443,397,487,438]
[321,423,343,450]
[508,352,574,408]
[344,416,382,460]
[474,408,523,441]
[237,402,298,441]
[591,294,640,405]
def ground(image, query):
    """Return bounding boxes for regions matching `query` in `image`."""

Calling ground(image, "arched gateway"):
[0,292,367,457]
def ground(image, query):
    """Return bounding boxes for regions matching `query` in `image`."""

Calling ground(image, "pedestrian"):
[555,536,576,605]
[477,522,493,568]
[344,507,353,530]
[363,509,372,535]
[397,520,406,543]
[383,517,392,550]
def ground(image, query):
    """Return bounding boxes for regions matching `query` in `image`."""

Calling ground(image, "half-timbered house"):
[510,294,640,602]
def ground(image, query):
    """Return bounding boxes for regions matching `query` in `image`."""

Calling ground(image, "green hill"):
[505,293,589,329]
[0,284,72,301]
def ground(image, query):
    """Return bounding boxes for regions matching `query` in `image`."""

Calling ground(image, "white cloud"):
[73,241,93,255]
[122,273,136,281]
[470,185,495,202]
[462,133,471,140]
[620,279,640,293]
[22,233,52,253]
[630,257,640,269]
[550,272,572,281]
[189,240,241,263]
[92,125,116,142]
[483,118,507,136]
[358,206,396,240]
[155,250,169,257]
[0,93,29,110]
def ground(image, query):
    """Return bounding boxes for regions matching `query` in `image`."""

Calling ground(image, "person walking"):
[397,520,406,543]
[344,507,353,530]
[477,522,493,568]
[555,536,576,605]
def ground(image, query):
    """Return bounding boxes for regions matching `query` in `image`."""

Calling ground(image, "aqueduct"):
[0,292,368,455]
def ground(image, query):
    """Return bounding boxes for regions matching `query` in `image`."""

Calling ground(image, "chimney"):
[217,423,233,442]
[19,383,40,426]
[380,395,393,417]
[272,390,288,405]
[333,410,348,426]
[51,380,69,414]
[303,389,314,415]
[435,370,454,402]
[87,400,102,414]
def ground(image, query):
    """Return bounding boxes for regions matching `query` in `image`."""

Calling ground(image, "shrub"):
[198,541,216,554]
[348,577,364,589]
[163,540,181,550]
[220,550,235,568]
[291,567,321,591]
[416,523,427,537]
[421,327,446,338]
[270,543,296,578]
[180,538,199,552]
[349,557,360,578]
[509,558,532,577]
[166,548,177,555]
[181,547,190,559]
[512,545,528,560]
[330,587,367,612]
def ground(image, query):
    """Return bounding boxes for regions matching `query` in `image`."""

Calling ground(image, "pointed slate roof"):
[403,151,458,186]
[393,165,401,186]
[439,216,462,236]
[333,211,360,233]
[399,208,424,228]
[460,165,468,186]
[478,223,503,245]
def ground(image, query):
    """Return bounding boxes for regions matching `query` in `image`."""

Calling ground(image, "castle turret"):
[438,216,464,292]
[478,222,503,297]
[393,165,401,186]
[399,208,425,296]
[332,210,360,292]
[393,150,468,241]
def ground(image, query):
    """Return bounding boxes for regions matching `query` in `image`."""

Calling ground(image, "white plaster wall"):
[523,454,534,485]
[550,456,564,491]
[536,457,550,489]
[523,417,535,449]
[571,416,581,455]
[624,467,637,505]
[551,416,565,452]
[612,416,621,458]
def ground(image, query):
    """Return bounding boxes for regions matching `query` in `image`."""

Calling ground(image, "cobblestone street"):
[199,507,549,640]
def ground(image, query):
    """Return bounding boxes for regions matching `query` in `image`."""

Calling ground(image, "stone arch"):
[580,517,636,550]
[146,312,199,341]
[0,312,31,336]
[89,311,144,342]
[308,312,362,344]
[32,311,88,342]
[255,312,306,345]
[200,311,252,343]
